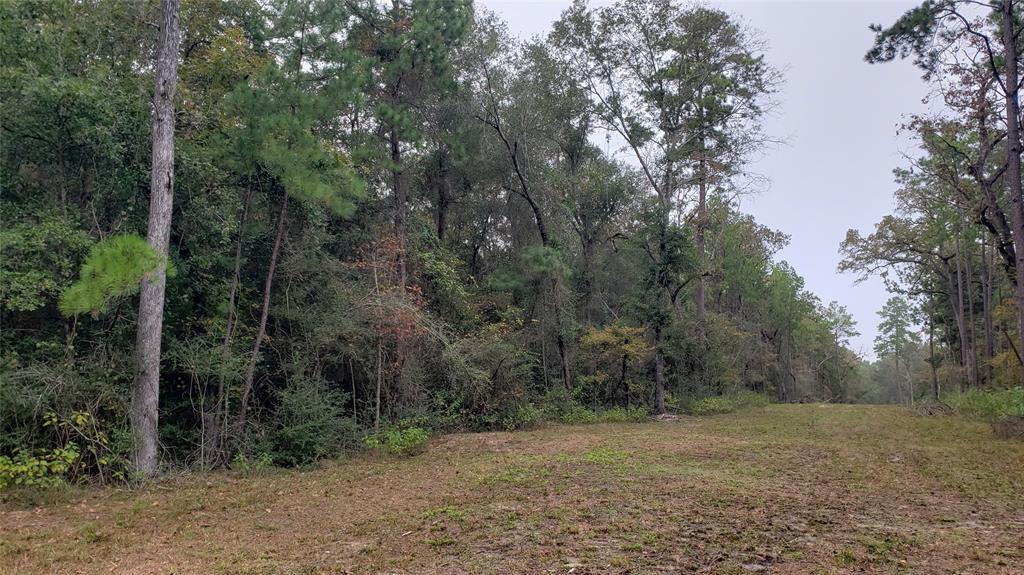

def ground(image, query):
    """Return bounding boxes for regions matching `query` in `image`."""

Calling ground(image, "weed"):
[421,505,466,522]
[75,521,108,544]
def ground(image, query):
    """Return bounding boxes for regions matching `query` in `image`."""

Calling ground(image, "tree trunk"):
[695,152,708,389]
[962,212,979,388]
[929,317,939,401]
[389,126,411,408]
[894,356,903,405]
[391,128,408,286]
[215,187,251,460]
[1000,0,1024,385]
[435,150,450,241]
[695,152,707,324]
[653,326,666,414]
[950,249,976,390]
[238,193,288,431]
[131,0,180,478]
[579,235,595,324]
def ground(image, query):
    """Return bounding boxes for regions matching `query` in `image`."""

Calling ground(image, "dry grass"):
[2,405,1022,574]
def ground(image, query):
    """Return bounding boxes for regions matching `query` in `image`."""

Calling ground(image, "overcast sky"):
[481,0,934,358]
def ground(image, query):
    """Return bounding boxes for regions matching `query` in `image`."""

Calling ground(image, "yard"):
[2,404,1022,574]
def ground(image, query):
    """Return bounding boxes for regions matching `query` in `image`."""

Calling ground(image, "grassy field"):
[2,405,1022,574]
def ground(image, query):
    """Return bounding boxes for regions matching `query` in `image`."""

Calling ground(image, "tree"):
[131,0,181,477]
[822,301,861,399]
[231,0,364,433]
[874,296,921,405]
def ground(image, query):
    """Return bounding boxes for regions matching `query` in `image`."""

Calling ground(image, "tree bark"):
[132,0,180,478]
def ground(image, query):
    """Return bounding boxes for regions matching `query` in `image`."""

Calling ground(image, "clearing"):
[1,405,1022,574]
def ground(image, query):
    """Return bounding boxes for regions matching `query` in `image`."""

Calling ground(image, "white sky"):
[481,0,933,359]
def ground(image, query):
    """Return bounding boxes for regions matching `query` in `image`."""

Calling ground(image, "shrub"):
[262,379,357,466]
[688,390,768,416]
[0,445,79,490]
[560,406,599,425]
[943,388,1024,421]
[230,452,274,476]
[363,426,430,456]
[597,406,649,423]
[501,403,543,431]
[688,396,736,416]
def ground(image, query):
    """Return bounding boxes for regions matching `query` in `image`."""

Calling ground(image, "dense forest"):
[1,0,1021,487]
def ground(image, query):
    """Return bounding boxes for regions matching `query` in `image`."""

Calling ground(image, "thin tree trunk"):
[389,127,411,408]
[391,128,408,286]
[954,232,978,389]
[238,193,288,431]
[435,150,450,241]
[695,151,708,390]
[552,277,572,391]
[131,0,180,477]
[929,317,939,401]
[962,215,979,388]
[375,341,383,431]
[216,187,251,457]
[894,356,903,405]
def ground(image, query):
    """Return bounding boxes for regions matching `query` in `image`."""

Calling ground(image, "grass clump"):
[421,505,466,521]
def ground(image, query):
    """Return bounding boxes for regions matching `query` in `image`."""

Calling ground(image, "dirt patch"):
[992,416,1024,439]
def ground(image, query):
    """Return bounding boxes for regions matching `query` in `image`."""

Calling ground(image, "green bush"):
[0,445,79,490]
[363,426,430,456]
[944,388,1024,421]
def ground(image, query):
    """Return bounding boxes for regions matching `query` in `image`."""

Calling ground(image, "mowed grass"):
[2,405,1023,574]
